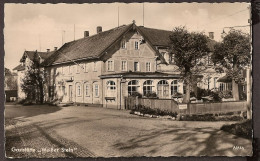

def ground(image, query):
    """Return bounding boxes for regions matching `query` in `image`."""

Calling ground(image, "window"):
[77,83,81,96]
[157,80,169,98]
[107,60,114,71]
[219,83,224,91]
[84,63,88,72]
[107,81,116,90]
[121,61,127,71]
[93,62,97,71]
[145,62,151,72]
[134,41,139,50]
[134,62,139,71]
[121,40,126,49]
[85,84,90,96]
[143,80,153,96]
[94,84,99,97]
[171,80,178,96]
[161,52,166,58]
[76,65,80,73]
[214,77,218,89]
[69,65,72,74]
[128,80,139,95]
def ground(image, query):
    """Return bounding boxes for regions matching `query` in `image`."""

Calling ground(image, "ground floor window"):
[219,82,232,91]
[128,80,139,95]
[76,83,81,96]
[157,80,169,98]
[106,80,116,96]
[94,84,99,97]
[143,80,153,96]
[85,84,90,96]
[171,80,178,96]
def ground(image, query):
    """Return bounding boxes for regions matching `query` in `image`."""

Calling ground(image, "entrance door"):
[69,85,73,102]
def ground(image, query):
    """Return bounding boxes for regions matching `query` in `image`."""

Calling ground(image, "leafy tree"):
[4,68,17,90]
[5,68,12,76]
[212,30,251,101]
[169,27,210,103]
[21,52,45,104]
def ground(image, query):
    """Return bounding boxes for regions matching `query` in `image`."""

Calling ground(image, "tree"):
[21,52,45,104]
[5,68,18,90]
[5,68,12,75]
[169,27,210,103]
[212,30,251,101]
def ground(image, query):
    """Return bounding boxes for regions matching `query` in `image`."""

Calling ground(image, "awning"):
[217,75,232,83]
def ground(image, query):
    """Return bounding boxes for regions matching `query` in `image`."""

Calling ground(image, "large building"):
[41,22,227,109]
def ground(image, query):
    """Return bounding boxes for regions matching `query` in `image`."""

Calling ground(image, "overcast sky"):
[4,3,250,70]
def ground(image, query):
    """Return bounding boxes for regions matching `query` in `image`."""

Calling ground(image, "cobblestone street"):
[5,103,252,158]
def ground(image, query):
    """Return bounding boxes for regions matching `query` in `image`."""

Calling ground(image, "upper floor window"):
[69,65,73,74]
[76,65,80,73]
[146,62,151,72]
[121,61,127,71]
[134,62,140,72]
[121,40,126,49]
[84,63,88,72]
[134,41,139,50]
[61,67,64,74]
[107,60,114,71]
[93,62,97,72]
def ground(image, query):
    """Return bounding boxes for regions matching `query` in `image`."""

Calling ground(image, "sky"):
[4,3,250,70]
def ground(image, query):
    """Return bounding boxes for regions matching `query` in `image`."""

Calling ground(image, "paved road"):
[5,103,252,158]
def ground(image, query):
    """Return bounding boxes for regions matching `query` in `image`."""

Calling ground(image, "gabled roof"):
[13,64,25,71]
[42,22,217,67]
[20,50,55,63]
[42,24,134,66]
[137,26,172,47]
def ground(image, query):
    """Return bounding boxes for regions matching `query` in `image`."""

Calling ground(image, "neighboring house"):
[13,49,56,101]
[42,22,228,109]
[4,71,18,102]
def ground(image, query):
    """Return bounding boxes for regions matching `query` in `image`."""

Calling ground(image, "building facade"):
[13,49,56,100]
[40,22,230,109]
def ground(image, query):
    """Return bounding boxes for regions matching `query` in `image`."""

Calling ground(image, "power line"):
[202,8,249,27]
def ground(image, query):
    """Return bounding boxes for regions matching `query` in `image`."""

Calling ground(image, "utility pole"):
[74,24,75,41]
[118,6,119,27]
[143,3,144,26]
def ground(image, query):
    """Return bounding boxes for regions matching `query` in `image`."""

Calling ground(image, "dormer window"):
[121,40,126,49]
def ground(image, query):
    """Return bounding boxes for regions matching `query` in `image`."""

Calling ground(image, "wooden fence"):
[125,97,247,115]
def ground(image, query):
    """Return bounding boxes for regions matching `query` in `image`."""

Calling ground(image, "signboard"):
[179,104,188,110]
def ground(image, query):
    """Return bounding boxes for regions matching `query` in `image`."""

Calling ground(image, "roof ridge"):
[64,23,133,45]
[138,26,172,32]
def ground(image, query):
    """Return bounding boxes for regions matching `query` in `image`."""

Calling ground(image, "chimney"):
[84,31,89,38]
[47,49,50,52]
[97,26,102,34]
[209,32,214,39]
[54,47,58,51]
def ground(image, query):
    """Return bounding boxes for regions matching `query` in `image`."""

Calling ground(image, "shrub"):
[218,90,233,99]
[239,91,247,100]
[144,92,157,98]
[220,120,252,139]
[130,105,178,118]
[130,92,142,98]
